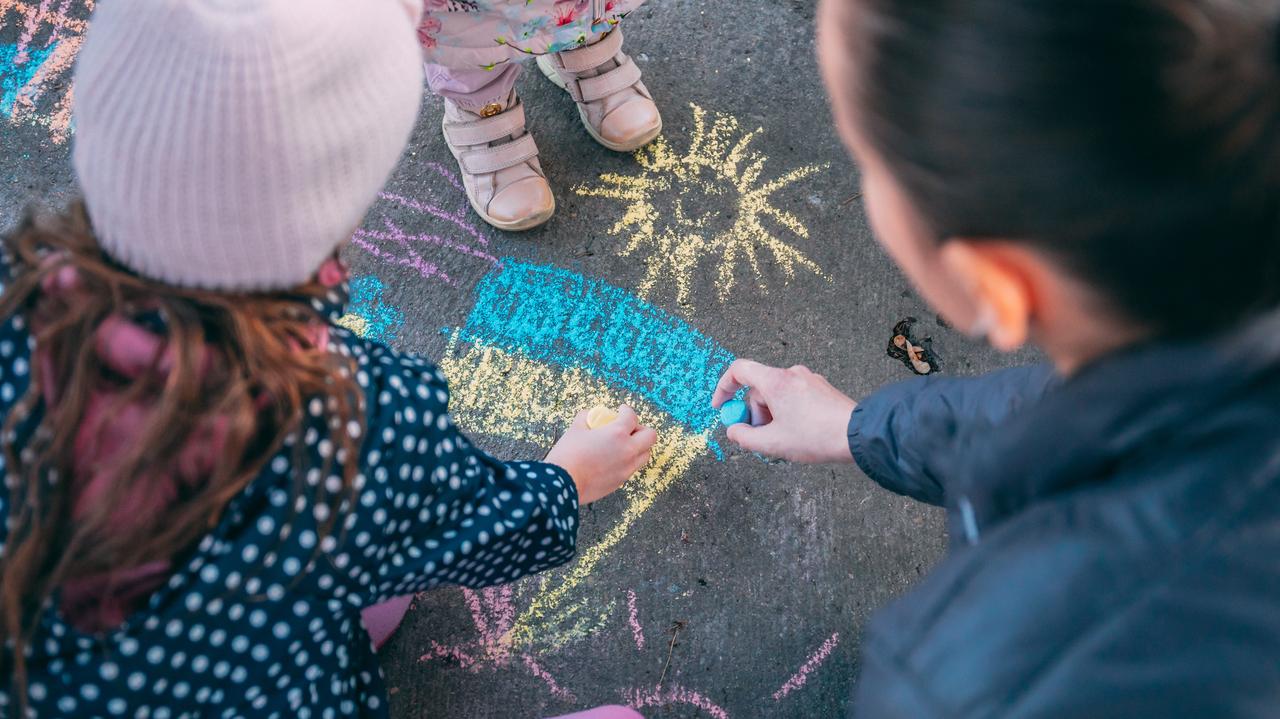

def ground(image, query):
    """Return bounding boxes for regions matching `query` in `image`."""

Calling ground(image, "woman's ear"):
[938,240,1033,352]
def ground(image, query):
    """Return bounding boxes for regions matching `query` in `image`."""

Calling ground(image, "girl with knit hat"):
[0,0,653,715]
[420,0,661,230]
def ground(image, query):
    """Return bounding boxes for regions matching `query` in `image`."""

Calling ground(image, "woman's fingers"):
[712,359,777,407]
[726,421,778,456]
[746,390,773,426]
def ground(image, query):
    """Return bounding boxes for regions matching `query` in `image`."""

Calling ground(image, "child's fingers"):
[631,426,658,450]
[712,359,775,407]
[627,440,654,475]
[569,409,591,430]
[627,451,652,477]
[613,405,640,433]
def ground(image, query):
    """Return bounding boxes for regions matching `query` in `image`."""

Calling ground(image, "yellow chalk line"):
[438,335,710,649]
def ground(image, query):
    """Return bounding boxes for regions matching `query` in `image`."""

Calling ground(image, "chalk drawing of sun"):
[575,103,830,308]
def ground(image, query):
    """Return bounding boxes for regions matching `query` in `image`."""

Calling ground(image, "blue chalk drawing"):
[455,259,735,435]
[0,41,58,118]
[346,275,404,344]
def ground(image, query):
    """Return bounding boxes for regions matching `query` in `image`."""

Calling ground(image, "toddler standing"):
[420,0,662,230]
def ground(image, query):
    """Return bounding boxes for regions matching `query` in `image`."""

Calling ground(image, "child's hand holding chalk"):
[545,405,657,504]
[586,405,620,429]
[711,359,858,464]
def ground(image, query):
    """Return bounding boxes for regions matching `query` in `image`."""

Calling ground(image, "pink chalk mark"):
[353,163,503,282]
[350,235,455,285]
[3,0,91,142]
[463,587,491,641]
[419,640,479,668]
[624,684,729,719]
[625,590,644,650]
[14,32,76,112]
[771,631,841,701]
[419,586,519,672]
[378,191,492,249]
[463,585,516,647]
[422,587,728,714]
[424,161,465,193]
[12,0,53,65]
[523,654,577,702]
[48,0,74,43]
[490,585,515,636]
[365,217,500,265]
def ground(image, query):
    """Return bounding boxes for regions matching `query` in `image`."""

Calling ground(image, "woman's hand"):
[545,405,657,505]
[712,359,857,464]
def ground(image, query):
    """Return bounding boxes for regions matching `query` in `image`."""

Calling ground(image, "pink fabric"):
[417,0,641,70]
[426,61,521,111]
[46,257,344,632]
[50,310,228,631]
[546,706,644,719]
[361,594,415,650]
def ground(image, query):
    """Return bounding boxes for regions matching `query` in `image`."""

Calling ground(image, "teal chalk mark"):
[347,276,404,344]
[1,41,58,118]
[455,260,735,436]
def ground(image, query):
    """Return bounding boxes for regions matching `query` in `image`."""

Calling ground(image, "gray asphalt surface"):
[1,0,1031,716]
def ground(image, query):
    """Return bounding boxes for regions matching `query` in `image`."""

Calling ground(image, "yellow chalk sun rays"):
[575,103,831,308]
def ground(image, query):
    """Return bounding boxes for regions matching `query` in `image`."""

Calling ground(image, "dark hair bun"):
[841,0,1280,336]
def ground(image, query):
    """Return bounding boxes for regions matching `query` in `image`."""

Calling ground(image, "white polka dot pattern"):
[0,277,580,717]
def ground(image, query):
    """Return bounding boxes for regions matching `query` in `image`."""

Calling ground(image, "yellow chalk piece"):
[438,334,712,650]
[335,312,370,338]
[586,405,619,429]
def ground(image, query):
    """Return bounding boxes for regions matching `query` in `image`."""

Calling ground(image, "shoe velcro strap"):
[577,57,642,103]
[559,26,624,73]
[459,133,540,175]
[444,103,527,147]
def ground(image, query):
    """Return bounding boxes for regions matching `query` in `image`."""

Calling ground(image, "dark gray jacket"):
[847,313,1280,718]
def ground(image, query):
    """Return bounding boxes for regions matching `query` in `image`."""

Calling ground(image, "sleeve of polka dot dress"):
[352,351,580,603]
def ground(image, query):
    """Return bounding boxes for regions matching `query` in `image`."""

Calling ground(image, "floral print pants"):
[418,0,646,110]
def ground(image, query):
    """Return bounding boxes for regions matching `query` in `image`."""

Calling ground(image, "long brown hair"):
[0,203,365,707]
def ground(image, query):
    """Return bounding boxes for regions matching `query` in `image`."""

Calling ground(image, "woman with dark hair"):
[715,0,1280,715]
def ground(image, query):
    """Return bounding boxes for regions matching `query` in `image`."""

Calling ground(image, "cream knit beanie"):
[72,0,424,291]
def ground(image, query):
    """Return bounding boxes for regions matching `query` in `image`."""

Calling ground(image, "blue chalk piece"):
[719,399,751,427]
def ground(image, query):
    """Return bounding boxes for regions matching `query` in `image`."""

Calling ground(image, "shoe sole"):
[537,55,663,153]
[441,115,556,232]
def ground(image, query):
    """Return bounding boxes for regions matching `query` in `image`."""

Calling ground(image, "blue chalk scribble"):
[0,41,58,118]
[346,275,404,344]
[456,260,735,434]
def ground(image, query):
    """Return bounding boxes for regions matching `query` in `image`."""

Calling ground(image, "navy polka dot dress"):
[0,282,580,717]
